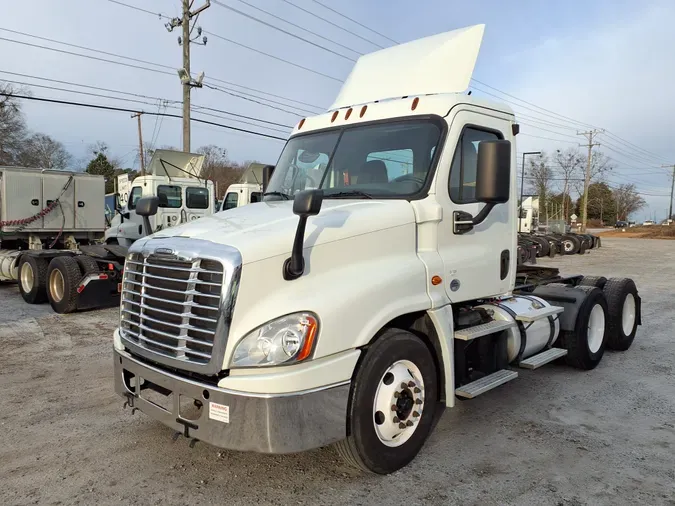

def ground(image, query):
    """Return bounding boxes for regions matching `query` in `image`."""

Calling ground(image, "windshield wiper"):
[262,191,290,200]
[326,190,374,199]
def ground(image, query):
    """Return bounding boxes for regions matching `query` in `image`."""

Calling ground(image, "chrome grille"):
[120,253,224,366]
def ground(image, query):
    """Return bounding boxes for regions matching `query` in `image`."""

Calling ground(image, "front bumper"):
[114,348,350,453]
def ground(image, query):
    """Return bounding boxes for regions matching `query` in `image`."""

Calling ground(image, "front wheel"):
[335,329,438,474]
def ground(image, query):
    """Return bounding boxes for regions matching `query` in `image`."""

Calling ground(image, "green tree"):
[86,147,116,193]
[575,182,616,224]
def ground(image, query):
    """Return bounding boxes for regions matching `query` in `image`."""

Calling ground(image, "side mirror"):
[475,140,511,204]
[453,140,511,235]
[135,196,159,217]
[135,196,159,237]
[284,189,323,280]
[262,164,275,193]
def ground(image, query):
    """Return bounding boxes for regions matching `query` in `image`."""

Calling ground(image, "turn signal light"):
[431,275,443,286]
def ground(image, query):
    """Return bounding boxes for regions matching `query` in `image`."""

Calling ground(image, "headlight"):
[231,312,319,368]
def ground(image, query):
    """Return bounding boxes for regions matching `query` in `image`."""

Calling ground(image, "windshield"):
[264,119,443,200]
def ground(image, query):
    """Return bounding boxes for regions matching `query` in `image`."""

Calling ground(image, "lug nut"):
[408,381,415,387]
[401,382,408,389]
[393,417,399,423]
[394,391,400,398]
[391,404,397,411]
[412,411,420,418]
[415,399,422,405]
[399,422,406,429]
[406,420,414,427]
[414,387,421,393]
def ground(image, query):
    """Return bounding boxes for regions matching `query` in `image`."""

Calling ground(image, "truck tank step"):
[515,305,564,322]
[454,320,516,341]
[518,348,568,369]
[455,369,518,399]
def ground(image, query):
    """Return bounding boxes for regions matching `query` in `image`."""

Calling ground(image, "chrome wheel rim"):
[622,293,636,336]
[587,303,606,353]
[49,269,65,303]
[372,360,425,447]
[20,262,34,293]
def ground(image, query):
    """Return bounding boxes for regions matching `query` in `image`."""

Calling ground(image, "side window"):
[250,192,262,203]
[449,127,501,203]
[157,185,182,208]
[128,187,142,210]
[223,192,238,210]
[366,149,413,181]
[186,187,209,209]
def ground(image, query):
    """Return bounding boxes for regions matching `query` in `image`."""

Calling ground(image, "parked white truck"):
[114,25,642,474]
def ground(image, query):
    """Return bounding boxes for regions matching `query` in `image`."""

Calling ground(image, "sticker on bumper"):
[209,402,230,423]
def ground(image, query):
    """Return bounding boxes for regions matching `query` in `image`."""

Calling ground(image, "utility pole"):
[166,1,210,153]
[131,112,145,175]
[662,164,675,221]
[577,129,603,233]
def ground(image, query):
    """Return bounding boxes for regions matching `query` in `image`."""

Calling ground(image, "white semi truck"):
[114,25,642,474]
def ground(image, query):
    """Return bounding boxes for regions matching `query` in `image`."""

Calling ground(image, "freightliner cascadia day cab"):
[114,25,642,474]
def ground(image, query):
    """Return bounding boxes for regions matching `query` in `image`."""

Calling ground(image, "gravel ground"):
[1,237,674,506]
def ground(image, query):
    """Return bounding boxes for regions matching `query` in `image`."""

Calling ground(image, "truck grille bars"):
[119,238,241,374]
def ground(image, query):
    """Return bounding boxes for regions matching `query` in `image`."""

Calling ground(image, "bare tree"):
[525,152,553,220]
[196,145,247,198]
[572,149,614,195]
[614,184,646,221]
[0,84,28,165]
[17,133,72,170]
[554,148,584,221]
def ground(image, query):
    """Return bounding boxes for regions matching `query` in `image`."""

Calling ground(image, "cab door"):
[435,108,516,302]
[185,185,212,222]
[155,183,182,230]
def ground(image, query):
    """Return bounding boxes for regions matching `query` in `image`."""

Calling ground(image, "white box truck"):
[114,25,641,474]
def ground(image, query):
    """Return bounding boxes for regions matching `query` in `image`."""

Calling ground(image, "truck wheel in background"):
[558,286,608,370]
[578,276,607,289]
[46,256,82,314]
[75,255,99,275]
[531,236,550,257]
[335,328,438,474]
[603,278,639,351]
[562,235,580,254]
[18,255,49,304]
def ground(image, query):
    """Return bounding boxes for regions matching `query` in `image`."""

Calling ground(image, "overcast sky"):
[3,0,674,221]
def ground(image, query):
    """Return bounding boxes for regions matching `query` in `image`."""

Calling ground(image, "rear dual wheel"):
[603,278,639,351]
[335,329,438,474]
[18,255,49,304]
[47,256,84,314]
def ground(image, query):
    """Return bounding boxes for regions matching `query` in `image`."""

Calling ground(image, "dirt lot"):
[599,225,675,239]
[1,237,674,506]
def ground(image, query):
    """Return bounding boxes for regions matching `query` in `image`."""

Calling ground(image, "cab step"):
[518,348,567,369]
[515,305,564,323]
[455,369,518,399]
[453,319,516,341]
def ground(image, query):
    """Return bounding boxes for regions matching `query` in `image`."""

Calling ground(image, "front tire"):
[335,329,438,474]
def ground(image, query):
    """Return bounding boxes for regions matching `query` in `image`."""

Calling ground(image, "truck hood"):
[151,200,416,264]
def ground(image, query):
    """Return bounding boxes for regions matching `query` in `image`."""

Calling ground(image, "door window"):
[223,192,238,210]
[449,128,501,203]
[186,187,209,209]
[128,187,142,210]
[157,185,182,208]
[250,192,262,203]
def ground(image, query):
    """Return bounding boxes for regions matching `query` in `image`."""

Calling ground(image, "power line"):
[307,0,398,44]
[1,93,287,141]
[203,83,307,117]
[0,71,295,128]
[231,0,363,56]
[202,30,342,83]
[519,132,578,144]
[277,0,385,49]
[211,0,356,62]
[106,0,170,18]
[1,24,328,110]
